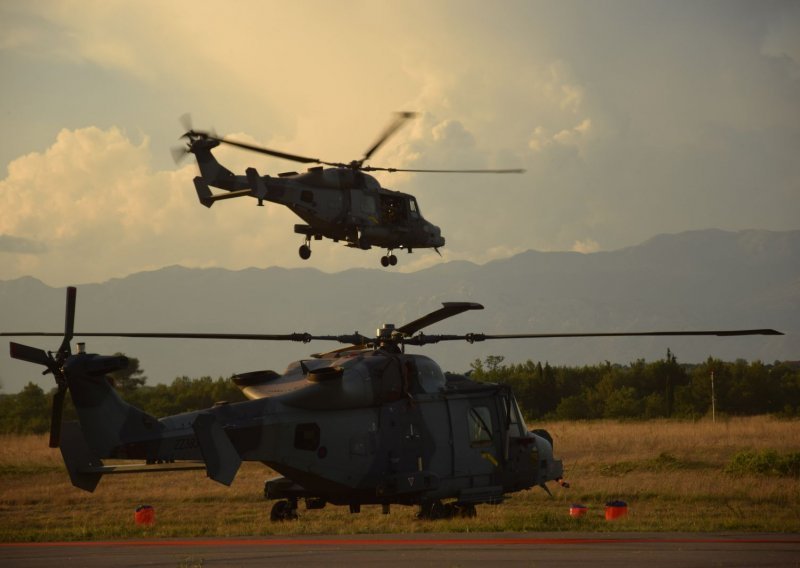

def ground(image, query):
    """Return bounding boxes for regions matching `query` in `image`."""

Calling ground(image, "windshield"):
[502,394,527,436]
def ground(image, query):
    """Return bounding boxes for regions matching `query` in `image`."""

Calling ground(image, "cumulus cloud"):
[529,118,593,155]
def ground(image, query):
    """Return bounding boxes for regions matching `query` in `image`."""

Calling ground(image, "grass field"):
[1,417,798,541]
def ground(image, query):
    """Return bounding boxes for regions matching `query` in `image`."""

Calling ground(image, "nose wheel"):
[380,252,398,267]
[299,240,311,260]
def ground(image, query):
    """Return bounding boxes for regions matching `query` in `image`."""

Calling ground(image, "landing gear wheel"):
[270,500,298,522]
[299,244,311,260]
[417,499,446,520]
[380,252,398,267]
[456,503,477,518]
[305,497,326,510]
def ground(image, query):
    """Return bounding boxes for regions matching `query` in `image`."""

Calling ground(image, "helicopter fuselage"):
[264,168,445,251]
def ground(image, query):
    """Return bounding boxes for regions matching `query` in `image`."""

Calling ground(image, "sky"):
[1,0,799,286]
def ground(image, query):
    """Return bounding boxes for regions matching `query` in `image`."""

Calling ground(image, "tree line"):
[1,351,798,435]
[469,351,800,420]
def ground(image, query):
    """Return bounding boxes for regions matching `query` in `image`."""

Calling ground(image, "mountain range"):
[1,229,797,393]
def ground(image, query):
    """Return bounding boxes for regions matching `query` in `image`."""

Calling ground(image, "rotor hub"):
[377,324,396,341]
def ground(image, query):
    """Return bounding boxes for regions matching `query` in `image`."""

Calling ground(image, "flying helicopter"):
[173,112,523,267]
[3,288,782,521]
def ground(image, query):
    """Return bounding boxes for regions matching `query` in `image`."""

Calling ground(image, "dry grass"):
[1,417,798,542]
[551,415,799,463]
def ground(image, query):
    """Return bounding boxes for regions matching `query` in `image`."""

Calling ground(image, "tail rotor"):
[9,287,76,447]
[172,113,222,164]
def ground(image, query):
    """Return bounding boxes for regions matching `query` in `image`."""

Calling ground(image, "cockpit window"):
[380,195,408,223]
[468,406,494,446]
[414,357,446,393]
[502,395,526,437]
[409,198,420,219]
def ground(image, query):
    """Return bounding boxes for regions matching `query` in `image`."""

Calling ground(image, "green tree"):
[485,355,505,373]
[604,386,642,418]
[9,382,50,434]
[555,393,589,419]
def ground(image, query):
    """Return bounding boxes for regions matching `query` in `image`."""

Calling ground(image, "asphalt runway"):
[2,533,798,567]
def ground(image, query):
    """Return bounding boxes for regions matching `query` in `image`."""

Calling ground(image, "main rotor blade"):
[406,328,784,345]
[7,326,780,349]
[397,302,484,337]
[361,111,417,164]
[362,166,525,174]
[2,331,347,343]
[478,329,785,339]
[3,332,316,341]
[199,134,337,166]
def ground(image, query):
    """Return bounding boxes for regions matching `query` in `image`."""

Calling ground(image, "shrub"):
[725,449,800,478]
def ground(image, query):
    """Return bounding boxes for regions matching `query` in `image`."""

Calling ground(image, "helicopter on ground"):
[173,113,523,267]
[3,288,781,520]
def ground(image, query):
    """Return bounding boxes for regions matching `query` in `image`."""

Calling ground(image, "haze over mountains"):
[1,229,797,394]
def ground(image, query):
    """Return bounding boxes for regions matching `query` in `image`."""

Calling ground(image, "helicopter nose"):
[430,225,445,248]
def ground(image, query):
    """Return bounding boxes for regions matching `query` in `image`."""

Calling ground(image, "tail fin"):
[64,353,163,456]
[62,352,243,490]
[60,421,104,492]
[6,287,240,492]
[190,138,243,190]
[194,177,215,207]
[55,352,167,492]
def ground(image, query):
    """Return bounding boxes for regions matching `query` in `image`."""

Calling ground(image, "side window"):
[468,406,493,447]
[501,395,526,437]
[294,423,320,451]
[361,195,376,215]
[409,198,420,219]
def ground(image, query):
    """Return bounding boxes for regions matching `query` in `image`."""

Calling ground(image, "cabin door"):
[448,397,503,485]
